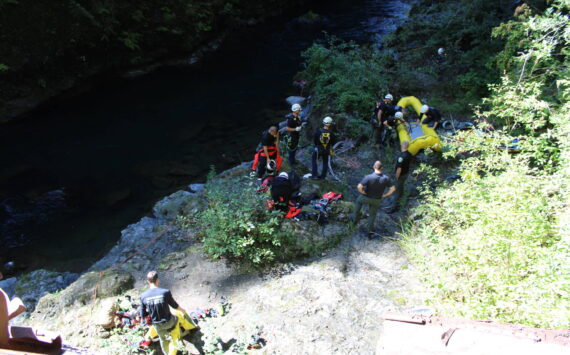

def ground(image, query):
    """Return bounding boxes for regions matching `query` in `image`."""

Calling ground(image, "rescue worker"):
[271,171,301,211]
[140,271,188,355]
[420,104,442,129]
[388,141,413,213]
[311,116,335,180]
[351,161,395,238]
[384,111,406,144]
[373,94,395,147]
[286,103,303,166]
[256,126,279,178]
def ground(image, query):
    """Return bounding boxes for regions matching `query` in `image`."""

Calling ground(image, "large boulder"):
[13,269,79,312]
[34,270,134,319]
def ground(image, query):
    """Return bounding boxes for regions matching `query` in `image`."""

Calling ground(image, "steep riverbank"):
[0,0,414,277]
[15,142,430,354]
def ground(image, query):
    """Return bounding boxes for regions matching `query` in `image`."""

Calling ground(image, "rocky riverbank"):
[5,136,430,353]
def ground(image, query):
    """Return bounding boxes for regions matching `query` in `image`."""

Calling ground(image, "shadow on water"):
[0,0,412,273]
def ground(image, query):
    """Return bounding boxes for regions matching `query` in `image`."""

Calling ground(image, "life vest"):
[266,199,302,219]
[322,192,343,201]
[257,176,275,193]
[251,146,282,172]
[284,202,302,219]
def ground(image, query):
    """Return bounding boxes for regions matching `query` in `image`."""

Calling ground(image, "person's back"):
[361,172,391,199]
[271,174,292,206]
[140,271,187,355]
[140,287,177,324]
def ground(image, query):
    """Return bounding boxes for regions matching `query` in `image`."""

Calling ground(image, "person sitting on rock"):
[140,271,188,355]
[1,272,27,347]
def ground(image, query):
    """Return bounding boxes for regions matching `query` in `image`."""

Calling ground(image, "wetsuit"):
[394,150,413,208]
[421,107,442,128]
[286,113,302,165]
[373,101,395,145]
[311,127,335,179]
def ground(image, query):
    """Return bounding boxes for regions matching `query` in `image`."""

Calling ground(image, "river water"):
[0,0,412,273]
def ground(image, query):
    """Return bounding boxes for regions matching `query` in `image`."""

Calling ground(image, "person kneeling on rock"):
[140,271,188,355]
[271,171,301,211]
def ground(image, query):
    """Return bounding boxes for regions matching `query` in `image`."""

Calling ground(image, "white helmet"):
[291,103,302,112]
[395,112,403,119]
[438,47,445,55]
[267,160,277,172]
[420,105,429,114]
[279,172,289,179]
[385,94,394,101]
[323,116,333,125]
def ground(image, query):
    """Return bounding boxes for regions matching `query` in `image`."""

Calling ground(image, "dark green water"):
[0,0,411,273]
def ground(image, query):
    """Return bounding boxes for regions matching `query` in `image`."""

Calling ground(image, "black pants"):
[311,148,329,178]
[288,134,299,165]
[373,124,386,145]
[257,155,268,178]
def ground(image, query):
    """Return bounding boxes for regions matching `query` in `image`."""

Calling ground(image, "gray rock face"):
[0,277,17,298]
[33,270,134,320]
[153,190,206,222]
[286,96,306,106]
[188,183,205,194]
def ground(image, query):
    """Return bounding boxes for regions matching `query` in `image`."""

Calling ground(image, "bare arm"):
[357,183,366,195]
[395,167,402,180]
[383,185,396,198]
[376,110,383,125]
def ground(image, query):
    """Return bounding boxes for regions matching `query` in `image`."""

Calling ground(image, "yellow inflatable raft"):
[145,310,197,355]
[395,96,442,156]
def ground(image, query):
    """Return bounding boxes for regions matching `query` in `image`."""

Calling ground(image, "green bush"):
[194,170,296,265]
[299,37,390,138]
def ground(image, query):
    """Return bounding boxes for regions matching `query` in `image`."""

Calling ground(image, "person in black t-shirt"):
[257,126,279,178]
[392,141,413,212]
[351,161,395,237]
[311,117,336,180]
[372,94,395,147]
[419,105,442,129]
[285,104,303,166]
[140,271,187,355]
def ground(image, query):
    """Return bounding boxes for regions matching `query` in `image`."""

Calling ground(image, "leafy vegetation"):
[403,0,569,328]
[298,38,389,139]
[299,0,569,328]
[183,169,295,266]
